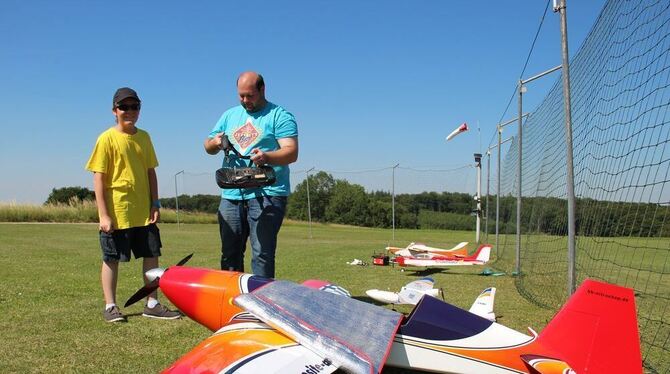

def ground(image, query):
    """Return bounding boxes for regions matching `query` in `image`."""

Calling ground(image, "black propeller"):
[124,253,193,308]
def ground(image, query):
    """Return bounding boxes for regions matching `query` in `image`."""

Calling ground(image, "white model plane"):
[365,277,442,305]
[366,279,497,321]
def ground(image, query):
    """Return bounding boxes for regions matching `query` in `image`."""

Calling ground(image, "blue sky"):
[0,0,606,203]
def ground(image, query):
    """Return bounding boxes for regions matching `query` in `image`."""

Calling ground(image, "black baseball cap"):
[113,87,141,105]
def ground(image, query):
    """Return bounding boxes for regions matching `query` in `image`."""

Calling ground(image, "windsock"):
[446,122,468,141]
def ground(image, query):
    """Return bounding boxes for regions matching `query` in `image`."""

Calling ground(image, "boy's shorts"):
[99,223,162,262]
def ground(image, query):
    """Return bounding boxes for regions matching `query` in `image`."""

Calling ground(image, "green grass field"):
[2,221,657,373]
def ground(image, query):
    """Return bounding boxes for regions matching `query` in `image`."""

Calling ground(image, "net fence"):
[491,0,670,371]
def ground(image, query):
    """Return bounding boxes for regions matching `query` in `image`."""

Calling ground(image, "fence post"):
[305,167,315,239]
[485,149,491,242]
[392,163,399,241]
[174,170,184,230]
[556,0,577,295]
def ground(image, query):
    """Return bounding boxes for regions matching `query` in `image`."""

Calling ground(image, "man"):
[86,87,181,322]
[204,72,298,278]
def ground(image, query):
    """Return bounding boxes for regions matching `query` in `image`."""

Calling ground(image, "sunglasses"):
[116,103,141,111]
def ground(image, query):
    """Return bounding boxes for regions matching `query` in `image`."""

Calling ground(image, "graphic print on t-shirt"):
[233,117,261,153]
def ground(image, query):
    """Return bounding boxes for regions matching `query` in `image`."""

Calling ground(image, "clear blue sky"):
[0,0,606,203]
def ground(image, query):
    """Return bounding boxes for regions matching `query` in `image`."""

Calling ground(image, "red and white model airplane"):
[394,243,492,268]
[125,256,641,373]
[386,241,470,258]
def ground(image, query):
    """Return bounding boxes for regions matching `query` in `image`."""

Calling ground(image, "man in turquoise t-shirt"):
[204,72,298,278]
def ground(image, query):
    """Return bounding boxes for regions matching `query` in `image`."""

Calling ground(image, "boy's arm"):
[148,168,160,224]
[93,172,114,233]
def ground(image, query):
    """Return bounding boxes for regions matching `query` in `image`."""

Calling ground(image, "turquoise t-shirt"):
[209,102,298,200]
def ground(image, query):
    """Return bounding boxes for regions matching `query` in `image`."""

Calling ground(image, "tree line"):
[46,174,670,236]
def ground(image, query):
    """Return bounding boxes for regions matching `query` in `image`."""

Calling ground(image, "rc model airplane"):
[366,278,497,321]
[394,243,492,268]
[125,255,641,373]
[386,241,469,258]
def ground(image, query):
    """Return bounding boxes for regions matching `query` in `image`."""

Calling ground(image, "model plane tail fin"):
[468,287,496,321]
[468,244,491,263]
[537,279,641,373]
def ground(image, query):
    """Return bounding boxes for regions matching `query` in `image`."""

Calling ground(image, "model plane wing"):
[403,277,435,291]
[164,321,338,374]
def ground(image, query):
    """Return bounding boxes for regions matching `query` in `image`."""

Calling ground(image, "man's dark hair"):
[255,74,265,90]
[237,73,265,91]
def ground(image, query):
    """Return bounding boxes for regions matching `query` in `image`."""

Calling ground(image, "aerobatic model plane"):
[126,256,641,373]
[386,241,469,258]
[394,243,492,268]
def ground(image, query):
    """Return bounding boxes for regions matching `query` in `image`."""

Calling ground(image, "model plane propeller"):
[124,253,193,307]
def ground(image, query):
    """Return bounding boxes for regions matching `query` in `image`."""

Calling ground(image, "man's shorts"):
[99,224,162,262]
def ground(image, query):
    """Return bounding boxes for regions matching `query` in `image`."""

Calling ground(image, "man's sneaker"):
[103,305,127,323]
[142,304,182,320]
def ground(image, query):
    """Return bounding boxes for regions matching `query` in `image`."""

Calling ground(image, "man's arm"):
[93,172,113,233]
[148,168,160,223]
[204,133,225,155]
[250,137,298,166]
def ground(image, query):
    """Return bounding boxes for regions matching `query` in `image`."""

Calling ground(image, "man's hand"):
[99,215,114,233]
[150,207,160,224]
[205,133,226,154]
[250,148,268,166]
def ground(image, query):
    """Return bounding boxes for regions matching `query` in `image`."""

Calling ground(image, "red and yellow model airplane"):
[125,256,641,373]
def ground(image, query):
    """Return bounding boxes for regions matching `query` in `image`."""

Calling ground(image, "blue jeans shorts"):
[217,195,287,278]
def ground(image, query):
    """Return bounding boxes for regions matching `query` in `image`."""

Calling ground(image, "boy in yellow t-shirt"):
[86,87,180,323]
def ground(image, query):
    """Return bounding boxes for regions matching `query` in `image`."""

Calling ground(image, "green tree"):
[287,171,335,221]
[325,180,369,226]
[45,186,95,205]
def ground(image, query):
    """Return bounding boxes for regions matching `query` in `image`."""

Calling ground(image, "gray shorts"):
[99,223,162,262]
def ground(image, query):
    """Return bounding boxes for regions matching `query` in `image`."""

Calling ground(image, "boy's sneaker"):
[142,304,182,320]
[103,306,127,323]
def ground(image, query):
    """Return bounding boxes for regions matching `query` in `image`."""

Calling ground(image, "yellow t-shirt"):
[85,127,159,229]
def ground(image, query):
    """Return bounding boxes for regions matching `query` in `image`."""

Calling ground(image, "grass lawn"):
[0,222,571,373]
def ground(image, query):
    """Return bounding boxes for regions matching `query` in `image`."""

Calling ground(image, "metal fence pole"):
[496,126,502,256]
[174,170,184,230]
[305,167,315,239]
[515,67,560,276]
[392,163,399,241]
[475,154,483,244]
[496,115,527,259]
[556,0,577,295]
[485,149,491,242]
[516,81,523,275]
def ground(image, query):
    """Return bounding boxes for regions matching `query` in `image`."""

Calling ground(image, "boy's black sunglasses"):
[116,103,141,111]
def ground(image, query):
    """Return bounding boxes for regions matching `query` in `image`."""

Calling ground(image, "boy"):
[86,87,180,322]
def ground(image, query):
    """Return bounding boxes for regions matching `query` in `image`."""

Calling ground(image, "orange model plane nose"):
[158,267,273,331]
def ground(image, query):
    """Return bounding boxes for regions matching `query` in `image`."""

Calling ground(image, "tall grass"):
[0,201,216,224]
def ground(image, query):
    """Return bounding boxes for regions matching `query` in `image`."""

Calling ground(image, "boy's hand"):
[150,207,160,224]
[99,215,114,233]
